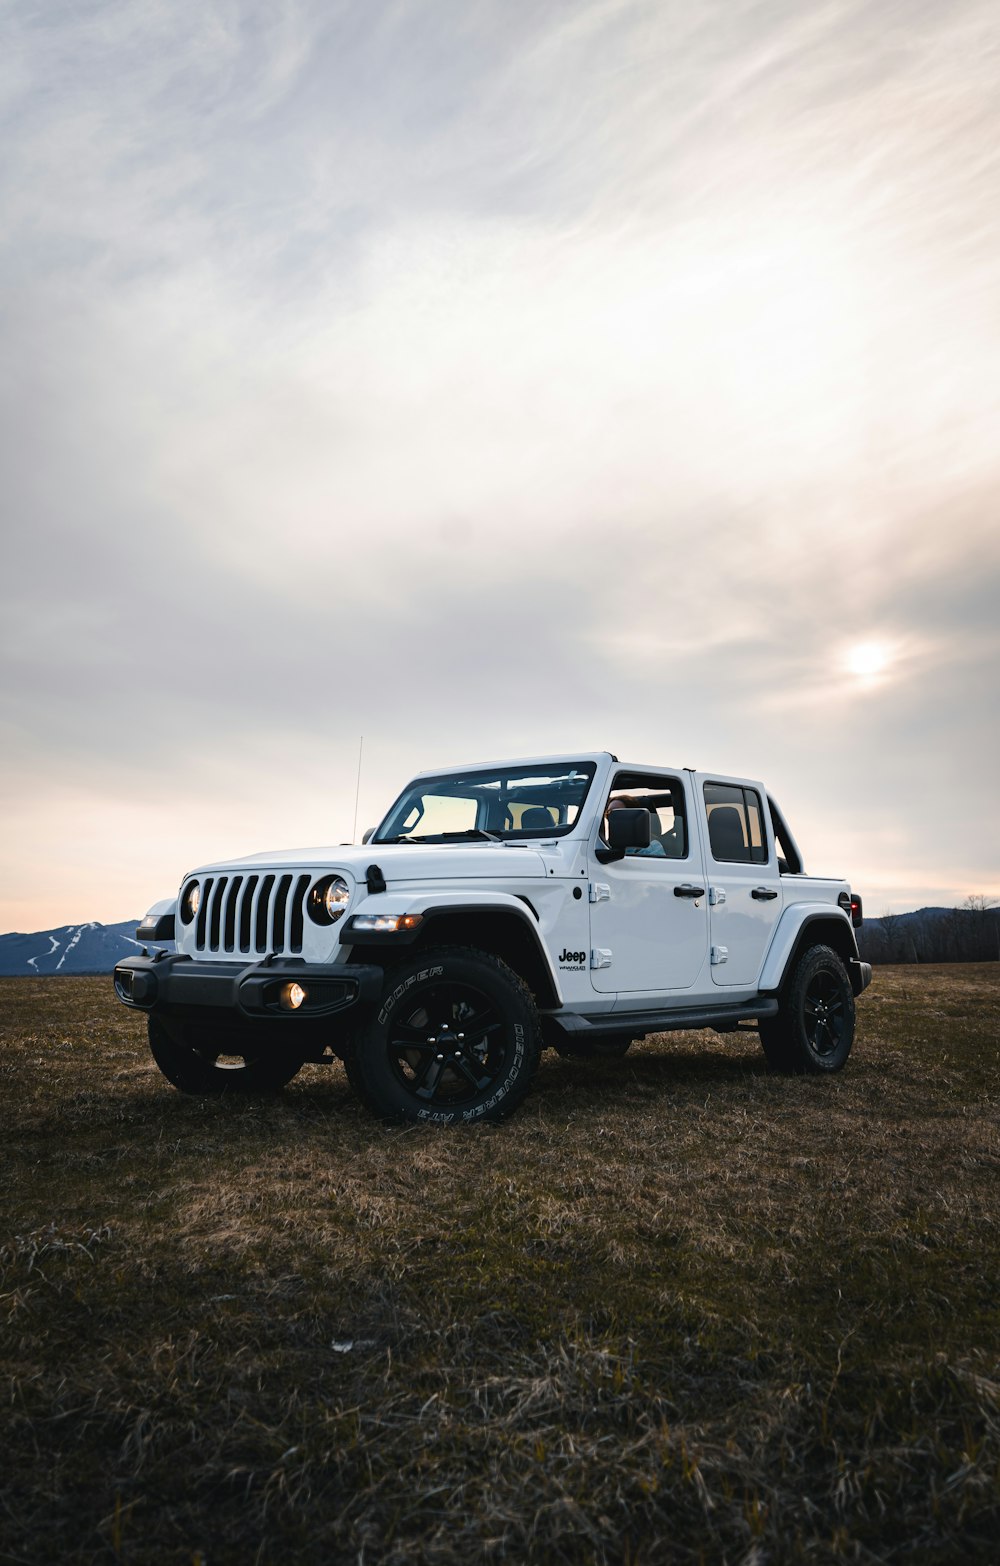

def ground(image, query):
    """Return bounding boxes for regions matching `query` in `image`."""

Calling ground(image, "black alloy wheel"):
[386,975,504,1104]
[758,943,856,1073]
[345,947,541,1124]
[148,1017,305,1095]
[802,967,850,1057]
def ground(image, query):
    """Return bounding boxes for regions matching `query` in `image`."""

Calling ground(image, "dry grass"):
[1,966,998,1565]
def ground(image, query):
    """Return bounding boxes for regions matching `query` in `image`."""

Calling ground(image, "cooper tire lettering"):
[378,964,444,1024]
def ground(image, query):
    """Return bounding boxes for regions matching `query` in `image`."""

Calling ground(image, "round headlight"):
[325,878,350,919]
[308,875,350,925]
[180,880,201,925]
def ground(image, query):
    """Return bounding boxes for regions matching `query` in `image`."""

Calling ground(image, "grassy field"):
[1,967,998,1565]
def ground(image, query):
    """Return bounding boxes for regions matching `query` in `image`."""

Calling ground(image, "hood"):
[187,841,551,883]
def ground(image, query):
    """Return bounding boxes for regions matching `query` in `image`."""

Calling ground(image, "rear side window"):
[704,783,768,864]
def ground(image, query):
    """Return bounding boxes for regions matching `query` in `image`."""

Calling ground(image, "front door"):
[588,772,709,995]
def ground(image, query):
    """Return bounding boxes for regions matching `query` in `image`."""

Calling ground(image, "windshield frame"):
[372,760,599,844]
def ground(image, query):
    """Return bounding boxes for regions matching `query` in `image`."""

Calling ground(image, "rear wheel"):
[148,1017,305,1095]
[759,944,855,1073]
[345,947,541,1123]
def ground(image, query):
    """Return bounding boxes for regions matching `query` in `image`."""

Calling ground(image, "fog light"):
[281,981,307,1011]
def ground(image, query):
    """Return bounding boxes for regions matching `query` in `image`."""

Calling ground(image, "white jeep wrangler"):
[114,753,871,1123]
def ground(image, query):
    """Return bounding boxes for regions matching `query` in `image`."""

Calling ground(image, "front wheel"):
[759,944,855,1073]
[148,1017,305,1095]
[345,947,541,1124]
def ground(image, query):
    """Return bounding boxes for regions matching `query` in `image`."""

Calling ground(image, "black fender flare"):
[341,901,562,1008]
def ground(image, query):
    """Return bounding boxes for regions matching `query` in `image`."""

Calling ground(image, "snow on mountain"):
[0,921,172,976]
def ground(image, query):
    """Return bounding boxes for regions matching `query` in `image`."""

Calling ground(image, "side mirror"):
[362,826,375,845]
[607,808,652,850]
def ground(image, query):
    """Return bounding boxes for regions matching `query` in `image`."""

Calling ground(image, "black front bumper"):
[113,952,383,1024]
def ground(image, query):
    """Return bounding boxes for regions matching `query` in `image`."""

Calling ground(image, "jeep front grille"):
[192,872,314,955]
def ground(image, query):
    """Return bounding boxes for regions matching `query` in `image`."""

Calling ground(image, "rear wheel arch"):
[771,916,858,997]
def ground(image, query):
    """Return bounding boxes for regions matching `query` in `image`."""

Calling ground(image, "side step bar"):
[548,998,779,1039]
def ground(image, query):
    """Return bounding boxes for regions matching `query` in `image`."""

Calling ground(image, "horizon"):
[2,1,998,929]
[3,897,984,944]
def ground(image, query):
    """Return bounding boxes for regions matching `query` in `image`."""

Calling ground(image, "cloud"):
[1,0,998,925]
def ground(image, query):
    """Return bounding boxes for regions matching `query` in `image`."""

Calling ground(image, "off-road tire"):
[148,1017,305,1095]
[345,946,541,1124]
[759,943,855,1073]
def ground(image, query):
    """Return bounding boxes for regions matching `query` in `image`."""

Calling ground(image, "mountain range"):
[0,921,171,977]
[1,905,994,977]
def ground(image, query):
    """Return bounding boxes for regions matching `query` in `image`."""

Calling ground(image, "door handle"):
[674,884,705,899]
[751,886,778,900]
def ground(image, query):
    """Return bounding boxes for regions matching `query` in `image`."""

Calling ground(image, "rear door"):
[699,777,781,986]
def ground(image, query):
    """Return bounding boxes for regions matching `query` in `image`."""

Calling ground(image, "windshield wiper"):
[378,829,501,844]
[437,828,501,842]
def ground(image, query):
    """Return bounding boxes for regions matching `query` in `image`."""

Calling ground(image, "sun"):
[845,641,891,679]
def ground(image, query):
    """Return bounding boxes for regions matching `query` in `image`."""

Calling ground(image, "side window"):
[601,774,688,859]
[704,783,768,864]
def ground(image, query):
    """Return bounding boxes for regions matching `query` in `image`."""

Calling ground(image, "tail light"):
[839,891,864,928]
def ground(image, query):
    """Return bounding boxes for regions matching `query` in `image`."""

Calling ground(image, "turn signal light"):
[350,912,423,934]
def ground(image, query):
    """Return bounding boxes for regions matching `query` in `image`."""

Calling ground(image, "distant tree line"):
[858,897,999,964]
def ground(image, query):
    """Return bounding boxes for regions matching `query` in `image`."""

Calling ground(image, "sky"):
[1,0,998,932]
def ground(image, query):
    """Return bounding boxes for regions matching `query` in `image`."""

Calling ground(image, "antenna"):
[352,736,364,843]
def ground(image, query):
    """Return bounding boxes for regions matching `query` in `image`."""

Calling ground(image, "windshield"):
[374,761,598,843]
